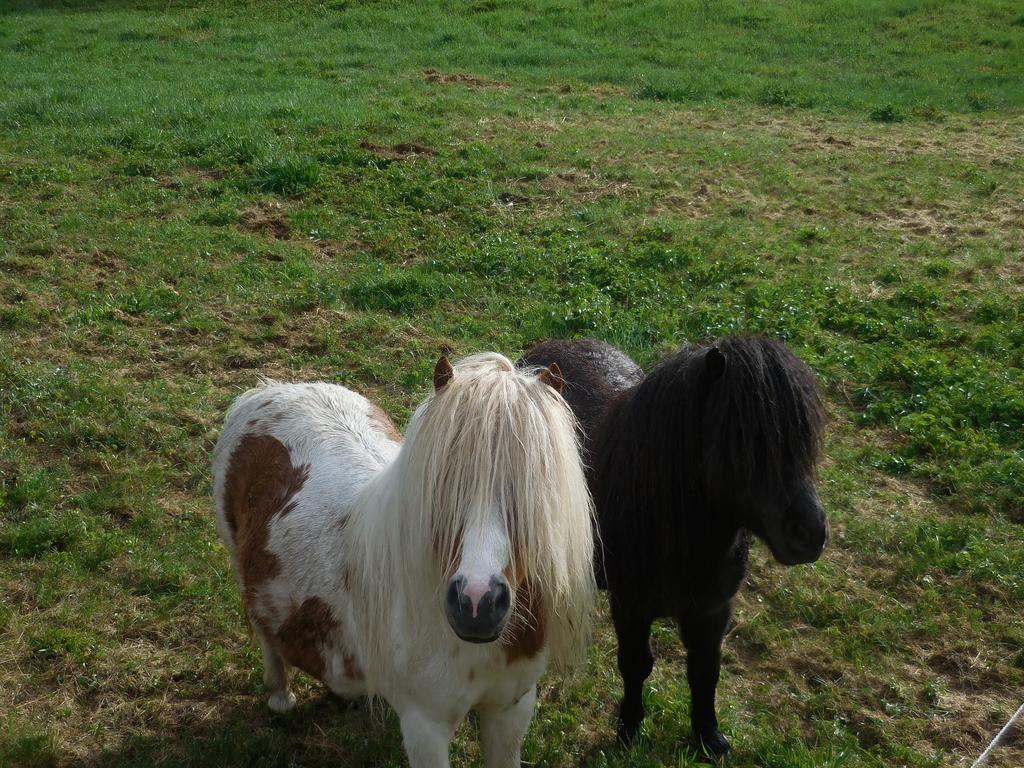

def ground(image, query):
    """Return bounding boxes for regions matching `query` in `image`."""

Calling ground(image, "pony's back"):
[520,339,642,463]
[212,382,401,558]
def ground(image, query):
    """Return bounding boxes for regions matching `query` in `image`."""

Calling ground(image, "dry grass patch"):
[238,201,292,240]
[423,68,507,89]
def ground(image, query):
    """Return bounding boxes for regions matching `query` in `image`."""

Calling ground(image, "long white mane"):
[347,352,596,691]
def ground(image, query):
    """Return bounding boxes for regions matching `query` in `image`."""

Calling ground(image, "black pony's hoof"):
[617,695,645,745]
[616,714,642,745]
[616,717,640,745]
[695,726,730,761]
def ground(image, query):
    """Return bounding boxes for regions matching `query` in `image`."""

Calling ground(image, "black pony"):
[521,335,827,758]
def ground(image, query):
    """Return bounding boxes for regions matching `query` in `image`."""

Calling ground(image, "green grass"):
[2,1,1023,766]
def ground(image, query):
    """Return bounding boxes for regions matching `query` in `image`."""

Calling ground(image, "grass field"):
[2,1,1023,766]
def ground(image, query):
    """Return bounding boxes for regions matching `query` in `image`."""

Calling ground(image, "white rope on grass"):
[970,700,1024,768]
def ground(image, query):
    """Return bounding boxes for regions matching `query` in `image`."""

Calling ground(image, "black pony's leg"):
[678,604,731,758]
[612,606,654,744]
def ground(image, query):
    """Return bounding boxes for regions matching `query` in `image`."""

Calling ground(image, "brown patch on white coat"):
[496,559,540,664]
[275,596,340,680]
[503,581,546,664]
[343,653,363,681]
[222,434,309,599]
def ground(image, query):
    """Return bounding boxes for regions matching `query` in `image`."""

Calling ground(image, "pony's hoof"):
[616,716,641,745]
[268,690,296,713]
[695,726,729,760]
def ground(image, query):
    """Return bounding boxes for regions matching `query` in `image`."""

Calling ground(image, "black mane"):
[682,334,823,495]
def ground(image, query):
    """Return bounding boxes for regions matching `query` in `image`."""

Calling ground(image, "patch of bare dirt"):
[650,176,719,219]
[993,255,1024,286]
[0,252,48,276]
[792,134,856,152]
[860,205,960,239]
[925,644,1007,693]
[155,168,227,190]
[859,199,1024,245]
[531,171,637,205]
[238,201,291,239]
[740,109,1024,164]
[656,181,777,221]
[359,141,437,160]
[920,675,1022,762]
[786,653,847,688]
[311,237,365,261]
[423,68,506,88]
[495,191,527,207]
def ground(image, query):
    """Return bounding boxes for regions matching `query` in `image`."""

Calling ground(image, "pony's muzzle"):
[782,515,828,564]
[445,574,511,643]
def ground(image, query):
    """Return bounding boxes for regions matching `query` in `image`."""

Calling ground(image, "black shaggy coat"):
[521,336,826,757]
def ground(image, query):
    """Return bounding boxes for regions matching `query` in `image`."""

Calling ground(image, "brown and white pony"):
[212,353,595,768]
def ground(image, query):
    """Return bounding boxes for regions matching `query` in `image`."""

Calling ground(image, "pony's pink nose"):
[463,581,490,617]
[445,575,511,643]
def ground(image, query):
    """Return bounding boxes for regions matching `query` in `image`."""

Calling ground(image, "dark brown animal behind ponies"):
[520,335,827,759]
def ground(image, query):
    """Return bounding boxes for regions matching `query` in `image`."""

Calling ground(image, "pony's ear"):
[538,362,564,394]
[433,355,454,392]
[705,346,726,383]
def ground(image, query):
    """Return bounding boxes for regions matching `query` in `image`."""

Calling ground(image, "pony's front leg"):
[398,708,453,768]
[678,604,732,758]
[479,685,536,768]
[611,604,654,744]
